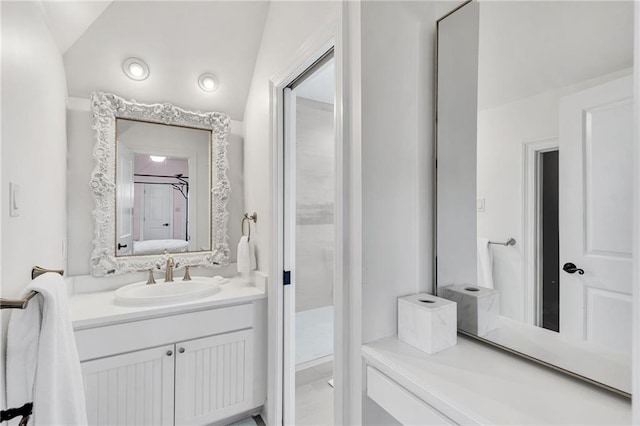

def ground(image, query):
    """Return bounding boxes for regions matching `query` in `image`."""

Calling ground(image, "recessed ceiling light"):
[198,73,218,92]
[123,57,149,81]
[149,155,166,162]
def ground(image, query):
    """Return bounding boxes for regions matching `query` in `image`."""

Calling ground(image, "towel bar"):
[0,266,64,310]
[489,238,516,246]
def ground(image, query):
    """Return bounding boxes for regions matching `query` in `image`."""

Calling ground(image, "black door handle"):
[563,262,584,275]
[118,243,128,250]
[163,223,169,227]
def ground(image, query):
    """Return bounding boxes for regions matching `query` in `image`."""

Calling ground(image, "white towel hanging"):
[237,236,251,274]
[6,272,88,425]
[477,237,494,289]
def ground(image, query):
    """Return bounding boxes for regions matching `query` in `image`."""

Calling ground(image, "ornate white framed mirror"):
[436,1,633,396]
[89,92,231,276]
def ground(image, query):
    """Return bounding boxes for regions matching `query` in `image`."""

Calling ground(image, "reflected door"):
[143,185,174,240]
[117,144,134,255]
[559,75,633,352]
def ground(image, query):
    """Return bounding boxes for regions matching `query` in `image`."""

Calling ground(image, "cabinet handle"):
[166,350,173,357]
[179,347,185,354]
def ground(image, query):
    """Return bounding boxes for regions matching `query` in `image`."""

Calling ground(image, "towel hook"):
[241,212,258,241]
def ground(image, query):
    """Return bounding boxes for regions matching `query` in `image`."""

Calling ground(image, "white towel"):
[477,238,494,289]
[6,272,88,426]
[237,236,250,274]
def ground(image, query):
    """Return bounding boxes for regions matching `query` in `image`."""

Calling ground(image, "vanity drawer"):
[75,303,253,361]
[366,366,456,426]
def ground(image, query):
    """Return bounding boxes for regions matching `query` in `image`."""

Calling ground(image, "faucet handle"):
[183,265,192,281]
[145,268,156,285]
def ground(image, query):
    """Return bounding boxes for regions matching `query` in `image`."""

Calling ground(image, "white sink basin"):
[114,277,222,307]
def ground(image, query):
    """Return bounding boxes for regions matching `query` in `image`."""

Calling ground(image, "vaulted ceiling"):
[58,1,270,121]
[478,1,634,109]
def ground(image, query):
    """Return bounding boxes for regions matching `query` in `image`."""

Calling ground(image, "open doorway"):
[283,48,336,425]
[540,149,559,332]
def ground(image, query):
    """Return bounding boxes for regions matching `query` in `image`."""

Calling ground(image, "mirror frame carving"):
[89,92,231,276]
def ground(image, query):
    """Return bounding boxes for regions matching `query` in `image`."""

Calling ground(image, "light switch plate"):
[9,182,20,217]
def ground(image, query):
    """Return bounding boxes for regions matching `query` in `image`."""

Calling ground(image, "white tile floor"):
[295,361,334,425]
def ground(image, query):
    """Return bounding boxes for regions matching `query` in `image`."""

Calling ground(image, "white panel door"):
[117,144,135,255]
[143,184,173,240]
[174,329,254,425]
[558,75,633,353]
[81,345,175,426]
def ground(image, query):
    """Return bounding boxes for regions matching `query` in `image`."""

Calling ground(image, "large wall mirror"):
[90,92,231,276]
[436,1,633,396]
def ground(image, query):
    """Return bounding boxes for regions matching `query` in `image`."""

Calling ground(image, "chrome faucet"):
[164,251,175,282]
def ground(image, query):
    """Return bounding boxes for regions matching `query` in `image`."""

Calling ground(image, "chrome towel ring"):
[241,212,258,241]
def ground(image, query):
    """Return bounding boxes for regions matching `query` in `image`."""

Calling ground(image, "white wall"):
[242,1,340,275]
[0,1,68,407]
[477,69,632,322]
[359,4,444,423]
[66,102,244,276]
[361,1,437,345]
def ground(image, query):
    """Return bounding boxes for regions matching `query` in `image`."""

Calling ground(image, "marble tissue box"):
[397,293,457,355]
[440,284,499,337]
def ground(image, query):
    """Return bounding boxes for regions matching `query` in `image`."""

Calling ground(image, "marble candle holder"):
[440,284,500,337]
[397,293,457,355]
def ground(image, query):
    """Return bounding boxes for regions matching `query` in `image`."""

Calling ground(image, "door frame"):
[268,6,361,424]
[522,137,559,326]
[273,34,337,426]
[632,4,639,420]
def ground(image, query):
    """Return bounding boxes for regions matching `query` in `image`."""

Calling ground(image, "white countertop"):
[69,276,266,330]
[362,336,631,425]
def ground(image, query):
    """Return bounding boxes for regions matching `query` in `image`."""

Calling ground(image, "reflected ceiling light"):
[123,57,149,81]
[149,155,166,162]
[198,73,218,92]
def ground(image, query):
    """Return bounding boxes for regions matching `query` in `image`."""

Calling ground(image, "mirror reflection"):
[475,1,633,353]
[116,119,211,256]
[436,0,633,394]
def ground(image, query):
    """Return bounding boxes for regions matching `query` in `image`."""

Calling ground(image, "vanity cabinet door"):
[81,344,175,426]
[174,329,254,425]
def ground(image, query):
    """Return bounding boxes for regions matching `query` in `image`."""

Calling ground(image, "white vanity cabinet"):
[366,366,455,426]
[74,301,265,426]
[81,344,176,425]
[174,329,254,425]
